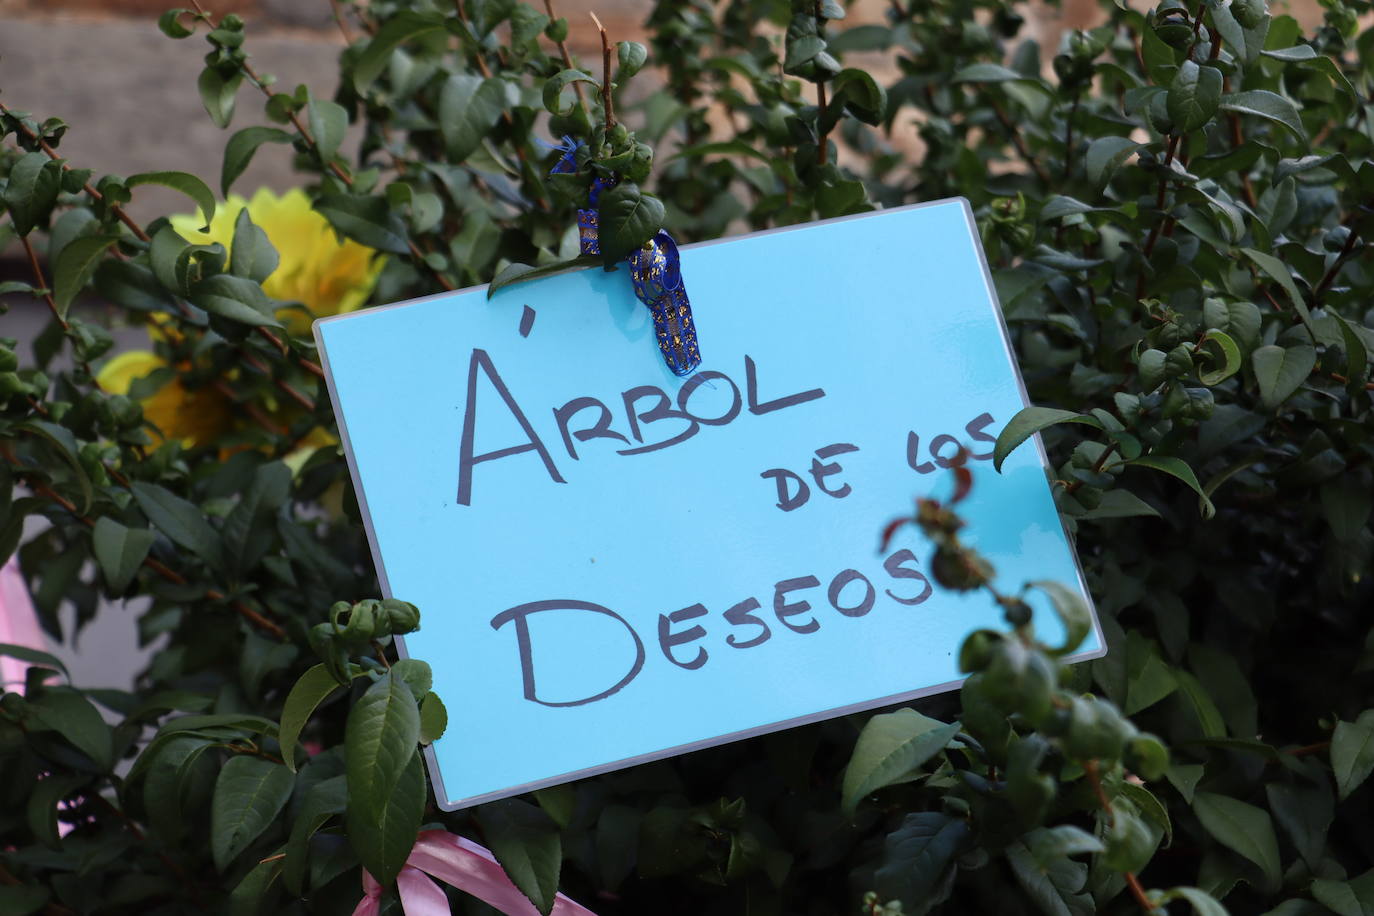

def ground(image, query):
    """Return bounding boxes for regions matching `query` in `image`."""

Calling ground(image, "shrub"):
[0,0,1371,913]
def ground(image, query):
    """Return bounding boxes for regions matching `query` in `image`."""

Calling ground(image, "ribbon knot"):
[548,141,702,377]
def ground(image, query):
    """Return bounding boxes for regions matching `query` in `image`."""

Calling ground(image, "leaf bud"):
[382,598,421,635]
[958,629,1002,673]
[0,346,17,373]
[1124,733,1170,780]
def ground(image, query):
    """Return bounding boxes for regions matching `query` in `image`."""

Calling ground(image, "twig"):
[328,0,356,44]
[590,12,615,132]
[1135,134,1181,302]
[8,457,288,641]
[541,0,586,107]
[1084,760,1157,914]
[990,100,1050,184]
[1063,94,1080,179]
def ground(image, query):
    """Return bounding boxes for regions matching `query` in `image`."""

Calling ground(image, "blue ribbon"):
[549,142,702,377]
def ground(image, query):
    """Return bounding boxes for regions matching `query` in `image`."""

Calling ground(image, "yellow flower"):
[171,187,385,335]
[96,351,233,448]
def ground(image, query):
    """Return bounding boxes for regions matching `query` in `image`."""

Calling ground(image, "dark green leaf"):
[439,75,507,162]
[352,10,447,90]
[345,671,420,832]
[130,481,223,567]
[596,182,665,265]
[616,41,647,80]
[419,692,447,745]
[279,664,350,772]
[307,98,348,162]
[314,194,410,255]
[211,756,295,871]
[1332,711,1374,801]
[993,407,1102,472]
[842,709,960,813]
[1220,90,1305,139]
[28,687,113,770]
[478,799,563,915]
[18,420,94,514]
[51,235,118,314]
[221,126,292,197]
[0,642,69,680]
[3,151,62,236]
[1127,455,1215,518]
[284,776,347,894]
[198,67,243,128]
[347,749,425,886]
[126,171,216,231]
[1192,792,1281,891]
[1251,344,1316,409]
[92,517,155,594]
[1168,61,1223,133]
[873,812,969,912]
[229,209,279,284]
[542,69,598,116]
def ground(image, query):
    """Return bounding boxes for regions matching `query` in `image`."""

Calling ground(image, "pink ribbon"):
[0,558,46,694]
[352,830,598,916]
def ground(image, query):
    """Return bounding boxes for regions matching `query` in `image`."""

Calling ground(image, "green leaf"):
[1028,580,1091,655]
[1085,137,1143,187]
[1251,344,1316,409]
[92,517,155,594]
[1266,782,1333,869]
[198,67,243,128]
[345,671,420,834]
[1260,44,1317,61]
[439,75,508,163]
[279,664,349,772]
[1192,792,1282,891]
[3,151,62,236]
[1240,247,1314,335]
[873,812,969,912]
[542,68,599,116]
[229,209,280,284]
[478,799,563,916]
[51,235,119,314]
[26,773,86,849]
[842,709,961,813]
[1103,803,1156,873]
[1127,455,1215,519]
[0,886,50,916]
[419,692,447,745]
[126,171,217,231]
[1078,489,1161,520]
[1173,670,1226,738]
[993,406,1102,472]
[284,775,346,895]
[18,420,94,514]
[229,854,284,916]
[1168,887,1230,916]
[616,41,647,80]
[1006,839,1093,916]
[596,182,665,265]
[130,481,223,567]
[1197,330,1242,386]
[158,8,195,39]
[1332,711,1374,801]
[348,749,425,886]
[1168,61,1223,133]
[952,62,1038,83]
[1220,90,1305,140]
[1311,868,1374,916]
[314,194,410,255]
[28,687,114,771]
[0,642,69,681]
[221,126,292,197]
[189,273,282,328]
[827,68,887,126]
[211,756,295,871]
[307,98,348,162]
[352,10,447,91]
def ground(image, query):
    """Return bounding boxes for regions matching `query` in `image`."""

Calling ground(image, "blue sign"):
[316,199,1102,811]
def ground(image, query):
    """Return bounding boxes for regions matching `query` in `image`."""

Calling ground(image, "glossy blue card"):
[315,199,1102,810]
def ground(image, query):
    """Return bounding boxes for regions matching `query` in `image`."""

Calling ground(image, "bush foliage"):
[1,0,1373,913]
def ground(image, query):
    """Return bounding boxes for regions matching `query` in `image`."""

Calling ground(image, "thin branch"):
[1084,760,1157,914]
[328,0,356,44]
[1135,134,1181,302]
[990,100,1050,184]
[541,0,586,107]
[590,12,615,132]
